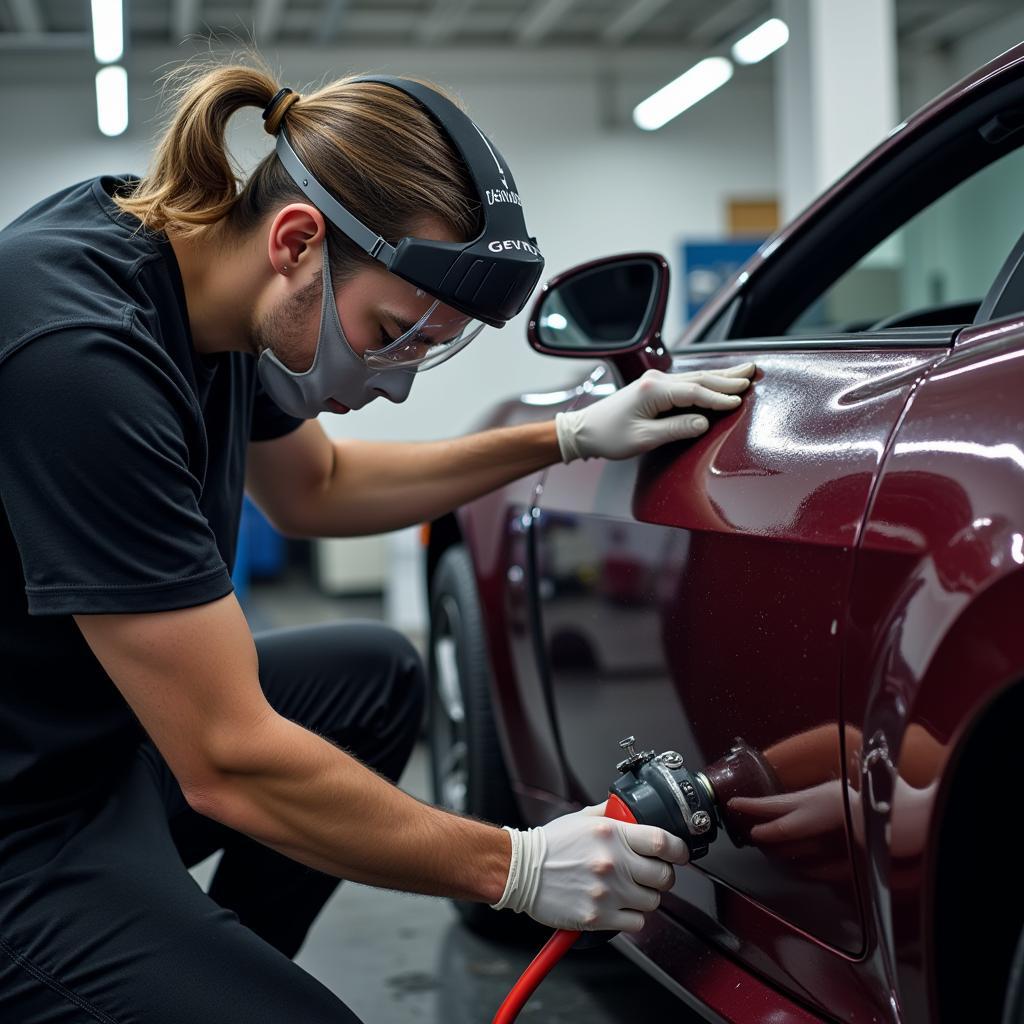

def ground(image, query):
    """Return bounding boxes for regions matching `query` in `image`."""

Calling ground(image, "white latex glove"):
[554,363,756,463]
[491,802,689,933]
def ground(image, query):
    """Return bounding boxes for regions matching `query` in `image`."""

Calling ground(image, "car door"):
[533,338,943,960]
[528,71,1024,1018]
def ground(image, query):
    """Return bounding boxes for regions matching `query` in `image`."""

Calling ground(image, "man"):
[0,62,753,1022]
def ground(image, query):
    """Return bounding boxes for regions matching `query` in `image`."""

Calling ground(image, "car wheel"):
[1003,925,1024,1024]
[428,545,542,942]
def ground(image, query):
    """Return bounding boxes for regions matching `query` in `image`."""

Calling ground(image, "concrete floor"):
[203,574,700,1023]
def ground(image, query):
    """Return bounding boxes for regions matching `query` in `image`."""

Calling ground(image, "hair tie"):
[263,87,301,136]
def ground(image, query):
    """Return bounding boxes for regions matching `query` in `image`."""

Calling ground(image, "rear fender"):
[854,572,1024,1023]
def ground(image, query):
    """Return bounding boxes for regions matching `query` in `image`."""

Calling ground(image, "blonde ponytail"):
[115,62,279,232]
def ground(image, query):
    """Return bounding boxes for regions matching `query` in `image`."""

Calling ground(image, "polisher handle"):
[603,793,638,824]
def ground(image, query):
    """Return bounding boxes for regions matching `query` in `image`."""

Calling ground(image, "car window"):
[786,142,1024,335]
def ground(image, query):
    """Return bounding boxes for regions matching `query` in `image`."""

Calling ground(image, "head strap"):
[275,129,397,263]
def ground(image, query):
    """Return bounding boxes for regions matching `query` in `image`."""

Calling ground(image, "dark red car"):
[425,41,1024,1024]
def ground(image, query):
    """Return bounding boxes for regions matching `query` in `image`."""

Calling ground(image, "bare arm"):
[246,418,559,538]
[247,367,756,539]
[74,596,510,902]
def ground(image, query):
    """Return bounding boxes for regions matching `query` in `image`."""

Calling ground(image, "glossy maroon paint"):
[531,340,947,1020]
[429,42,1024,1024]
[842,310,1024,1024]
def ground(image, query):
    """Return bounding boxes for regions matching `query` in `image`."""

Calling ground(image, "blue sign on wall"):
[682,239,763,322]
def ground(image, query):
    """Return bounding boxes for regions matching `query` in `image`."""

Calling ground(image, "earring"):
[282,265,289,273]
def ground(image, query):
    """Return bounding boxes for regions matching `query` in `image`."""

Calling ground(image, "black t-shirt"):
[0,176,303,834]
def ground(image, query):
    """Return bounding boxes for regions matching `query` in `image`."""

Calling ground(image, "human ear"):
[267,204,325,275]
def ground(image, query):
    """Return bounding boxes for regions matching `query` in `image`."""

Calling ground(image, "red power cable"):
[491,795,638,1024]
[491,927,580,1024]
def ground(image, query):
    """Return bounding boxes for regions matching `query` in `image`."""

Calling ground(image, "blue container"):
[232,497,286,600]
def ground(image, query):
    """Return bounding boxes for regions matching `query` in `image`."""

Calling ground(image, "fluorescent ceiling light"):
[732,18,789,64]
[92,0,124,64]
[96,66,129,137]
[633,57,734,131]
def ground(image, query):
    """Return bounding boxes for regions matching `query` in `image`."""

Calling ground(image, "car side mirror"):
[527,252,672,381]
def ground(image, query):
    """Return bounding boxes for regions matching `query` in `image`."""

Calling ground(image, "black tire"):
[427,545,543,942]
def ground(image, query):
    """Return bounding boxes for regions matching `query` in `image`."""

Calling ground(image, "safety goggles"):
[363,299,487,372]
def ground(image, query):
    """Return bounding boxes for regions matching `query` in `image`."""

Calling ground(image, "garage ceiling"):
[0,0,1020,52]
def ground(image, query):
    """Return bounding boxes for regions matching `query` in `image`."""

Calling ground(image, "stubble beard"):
[250,273,323,372]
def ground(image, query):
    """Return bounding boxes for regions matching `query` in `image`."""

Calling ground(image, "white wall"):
[0,44,777,441]
[775,0,899,221]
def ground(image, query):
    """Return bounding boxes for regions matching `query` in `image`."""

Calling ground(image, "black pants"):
[0,620,426,1023]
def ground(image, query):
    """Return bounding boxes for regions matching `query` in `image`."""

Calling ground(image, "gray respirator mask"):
[256,245,416,418]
